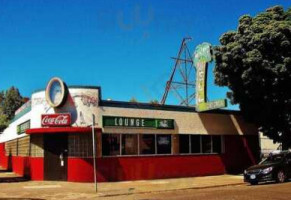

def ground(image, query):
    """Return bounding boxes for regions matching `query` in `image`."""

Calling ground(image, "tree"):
[0,87,25,131]
[0,113,8,131]
[149,99,160,105]
[0,91,4,106]
[129,97,138,103]
[214,6,291,149]
[3,87,24,120]
[0,91,8,131]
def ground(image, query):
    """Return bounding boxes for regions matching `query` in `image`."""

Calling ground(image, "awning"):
[26,127,101,135]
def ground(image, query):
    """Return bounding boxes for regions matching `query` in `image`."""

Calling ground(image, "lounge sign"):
[193,42,227,112]
[103,116,174,129]
[41,113,71,127]
[17,120,30,135]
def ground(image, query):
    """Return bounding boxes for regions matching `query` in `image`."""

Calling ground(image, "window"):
[101,133,223,157]
[102,134,120,156]
[17,136,30,157]
[202,135,212,153]
[68,134,93,157]
[139,134,155,155]
[30,135,44,157]
[191,135,201,153]
[212,136,222,154]
[122,134,138,155]
[157,135,172,154]
[179,135,190,154]
[179,135,224,154]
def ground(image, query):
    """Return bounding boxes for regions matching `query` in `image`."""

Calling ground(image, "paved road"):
[125,182,291,200]
[0,173,245,199]
[0,181,291,199]
[0,170,291,200]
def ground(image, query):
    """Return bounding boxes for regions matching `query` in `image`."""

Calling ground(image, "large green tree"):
[0,112,8,131]
[214,6,291,148]
[0,87,24,131]
[0,91,7,131]
[3,87,24,120]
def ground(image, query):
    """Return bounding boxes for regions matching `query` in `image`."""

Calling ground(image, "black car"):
[244,151,291,185]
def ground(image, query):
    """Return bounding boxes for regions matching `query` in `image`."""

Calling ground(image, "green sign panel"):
[17,120,30,135]
[193,42,227,112]
[103,116,174,129]
[196,99,227,112]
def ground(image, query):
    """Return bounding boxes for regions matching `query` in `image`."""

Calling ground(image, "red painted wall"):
[0,143,8,170]
[96,155,225,182]
[12,156,25,176]
[68,158,94,182]
[0,142,43,180]
[3,155,43,180]
[1,135,259,182]
[29,157,44,180]
[93,135,258,182]
[222,135,259,174]
[67,155,225,182]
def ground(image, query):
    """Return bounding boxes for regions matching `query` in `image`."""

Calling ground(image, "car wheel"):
[276,170,286,183]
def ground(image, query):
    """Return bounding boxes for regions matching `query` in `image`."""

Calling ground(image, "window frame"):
[179,134,224,155]
[101,133,224,157]
[101,133,122,156]
[178,134,191,155]
[156,134,172,155]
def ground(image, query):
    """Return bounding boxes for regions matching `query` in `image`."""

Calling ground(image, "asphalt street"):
[0,180,291,199]
[126,182,291,200]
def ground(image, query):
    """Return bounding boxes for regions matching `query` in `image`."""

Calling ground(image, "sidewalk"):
[96,175,244,197]
[0,167,27,183]
[0,169,245,198]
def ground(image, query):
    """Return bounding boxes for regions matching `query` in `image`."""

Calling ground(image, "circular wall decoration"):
[45,77,68,108]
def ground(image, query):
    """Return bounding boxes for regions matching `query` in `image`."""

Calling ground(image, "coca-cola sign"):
[41,113,71,127]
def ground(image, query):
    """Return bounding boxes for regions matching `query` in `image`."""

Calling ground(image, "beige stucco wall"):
[98,106,258,136]
[259,132,281,156]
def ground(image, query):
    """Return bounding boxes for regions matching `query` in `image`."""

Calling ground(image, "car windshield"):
[260,154,285,165]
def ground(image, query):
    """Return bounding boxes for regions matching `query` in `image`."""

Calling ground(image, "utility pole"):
[92,114,97,192]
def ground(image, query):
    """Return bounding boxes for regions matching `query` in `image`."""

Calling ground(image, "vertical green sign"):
[193,42,227,112]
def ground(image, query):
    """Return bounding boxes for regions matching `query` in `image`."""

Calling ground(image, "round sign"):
[193,42,213,66]
[45,77,68,108]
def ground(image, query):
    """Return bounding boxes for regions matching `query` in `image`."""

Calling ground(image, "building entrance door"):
[44,134,68,181]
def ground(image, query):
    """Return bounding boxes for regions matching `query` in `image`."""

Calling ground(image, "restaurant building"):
[0,78,260,182]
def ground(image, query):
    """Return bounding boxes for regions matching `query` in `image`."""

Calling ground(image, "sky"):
[0,0,290,110]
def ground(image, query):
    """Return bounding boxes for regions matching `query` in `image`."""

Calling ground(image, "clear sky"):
[0,0,290,110]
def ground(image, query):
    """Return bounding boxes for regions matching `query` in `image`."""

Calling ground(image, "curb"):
[98,182,245,197]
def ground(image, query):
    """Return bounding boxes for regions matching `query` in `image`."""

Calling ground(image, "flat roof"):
[32,85,101,94]
[101,100,240,114]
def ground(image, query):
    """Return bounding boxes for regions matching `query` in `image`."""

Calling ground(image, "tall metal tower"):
[160,38,196,106]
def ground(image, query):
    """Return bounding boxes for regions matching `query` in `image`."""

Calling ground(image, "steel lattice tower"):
[160,38,196,106]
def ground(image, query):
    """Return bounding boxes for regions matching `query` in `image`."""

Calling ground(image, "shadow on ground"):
[0,199,44,200]
[246,179,291,187]
[0,176,28,183]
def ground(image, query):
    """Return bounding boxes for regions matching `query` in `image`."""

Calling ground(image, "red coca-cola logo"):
[41,114,71,127]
